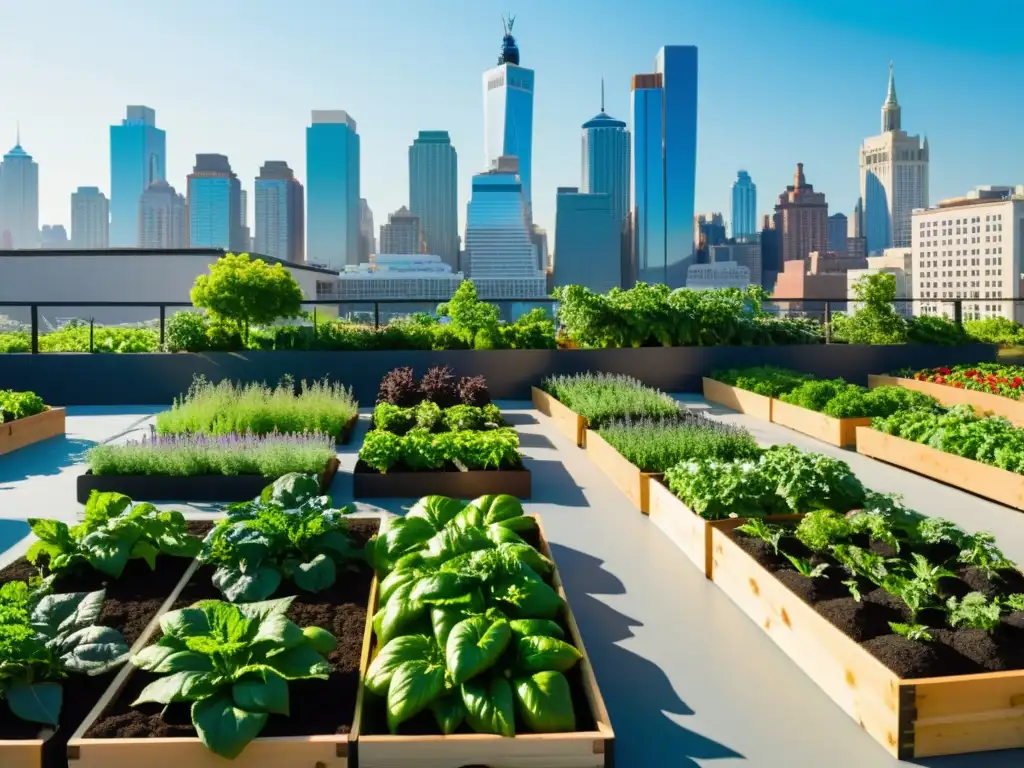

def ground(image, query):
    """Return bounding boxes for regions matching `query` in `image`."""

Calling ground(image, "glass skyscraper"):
[731,170,757,240]
[186,154,243,250]
[483,19,535,215]
[109,106,165,247]
[0,138,39,249]
[630,73,666,286]
[581,82,630,233]
[306,110,360,270]
[409,131,458,271]
[553,187,619,294]
[255,161,305,263]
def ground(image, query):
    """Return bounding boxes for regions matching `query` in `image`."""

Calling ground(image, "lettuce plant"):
[131,597,336,759]
[26,491,201,579]
[0,582,129,725]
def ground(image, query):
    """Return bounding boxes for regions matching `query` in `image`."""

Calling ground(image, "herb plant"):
[27,490,201,578]
[711,366,812,398]
[377,366,422,407]
[0,582,129,725]
[542,373,681,427]
[0,389,47,423]
[784,554,828,579]
[736,518,783,554]
[598,414,761,473]
[131,597,336,759]
[778,380,939,419]
[889,623,934,642]
[420,365,460,408]
[946,593,1002,632]
[459,375,491,406]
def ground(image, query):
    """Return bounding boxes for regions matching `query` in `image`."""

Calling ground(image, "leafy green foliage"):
[132,597,335,759]
[359,428,522,473]
[888,623,934,642]
[542,373,681,427]
[779,380,939,419]
[795,509,853,553]
[598,414,761,473]
[0,389,47,423]
[830,273,908,345]
[0,582,129,725]
[711,366,812,398]
[783,554,828,579]
[735,519,784,554]
[201,480,360,602]
[963,317,1024,345]
[27,491,201,578]
[946,592,1002,632]
[372,402,504,436]
[165,311,211,353]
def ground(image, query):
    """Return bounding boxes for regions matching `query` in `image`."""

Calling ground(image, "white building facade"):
[685,261,751,290]
[0,140,39,249]
[139,180,187,249]
[912,187,1024,322]
[322,254,464,302]
[859,63,929,253]
[71,187,110,249]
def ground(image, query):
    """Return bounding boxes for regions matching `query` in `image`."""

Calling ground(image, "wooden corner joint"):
[593,739,605,754]
[67,745,81,761]
[336,741,349,757]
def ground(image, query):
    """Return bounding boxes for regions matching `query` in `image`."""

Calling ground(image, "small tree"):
[832,272,907,344]
[190,253,304,342]
[437,280,500,347]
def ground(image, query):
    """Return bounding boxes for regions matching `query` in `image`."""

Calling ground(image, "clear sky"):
[2,0,1022,244]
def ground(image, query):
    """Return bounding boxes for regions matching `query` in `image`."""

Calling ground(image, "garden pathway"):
[0,401,1020,767]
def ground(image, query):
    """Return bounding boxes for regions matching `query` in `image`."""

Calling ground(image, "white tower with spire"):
[858,61,929,252]
[0,125,40,249]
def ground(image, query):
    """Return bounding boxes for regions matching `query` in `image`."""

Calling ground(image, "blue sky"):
[2,0,1022,243]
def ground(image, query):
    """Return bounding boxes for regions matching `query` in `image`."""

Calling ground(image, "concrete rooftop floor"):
[1,399,1023,768]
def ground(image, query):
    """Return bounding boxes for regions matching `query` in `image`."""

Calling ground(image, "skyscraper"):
[0,135,39,249]
[553,187,619,294]
[581,79,630,232]
[358,199,375,261]
[255,161,305,264]
[859,62,929,253]
[139,180,187,249]
[306,110,360,270]
[630,46,699,287]
[109,106,166,247]
[464,156,546,299]
[731,171,757,239]
[186,154,243,251]
[827,213,848,254]
[40,226,68,248]
[239,189,252,251]
[409,131,458,270]
[773,163,829,263]
[380,206,424,254]
[483,17,535,215]
[70,187,109,249]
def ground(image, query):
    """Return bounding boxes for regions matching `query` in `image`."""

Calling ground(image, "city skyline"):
[1,1,1022,247]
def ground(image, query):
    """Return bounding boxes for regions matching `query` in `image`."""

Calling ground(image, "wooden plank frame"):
[66,538,384,768]
[0,557,200,768]
[868,374,1024,427]
[709,522,1024,759]
[701,378,772,421]
[855,427,1024,511]
[769,399,873,448]
[532,387,587,447]
[583,429,662,514]
[647,479,802,578]
[355,515,615,768]
[0,407,66,456]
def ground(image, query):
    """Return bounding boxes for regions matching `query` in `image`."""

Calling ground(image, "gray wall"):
[0,344,997,406]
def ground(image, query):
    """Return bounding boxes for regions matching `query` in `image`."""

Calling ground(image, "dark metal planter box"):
[352,461,531,499]
[76,457,340,504]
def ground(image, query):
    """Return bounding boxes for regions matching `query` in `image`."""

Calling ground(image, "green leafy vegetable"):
[888,622,934,642]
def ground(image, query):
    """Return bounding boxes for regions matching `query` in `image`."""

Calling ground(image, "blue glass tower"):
[306,110,360,270]
[186,154,243,250]
[630,73,666,286]
[731,170,757,240]
[255,161,305,263]
[582,79,631,234]
[553,187,619,294]
[483,17,535,216]
[409,131,458,270]
[109,106,166,247]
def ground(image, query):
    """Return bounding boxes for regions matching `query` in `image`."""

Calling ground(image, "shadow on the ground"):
[0,436,96,487]
[525,458,588,507]
[517,431,554,450]
[551,542,744,767]
[501,412,539,426]
[0,519,31,563]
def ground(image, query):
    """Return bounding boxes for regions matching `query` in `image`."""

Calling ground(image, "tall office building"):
[255,161,305,263]
[139,180,187,249]
[859,62,929,253]
[847,197,867,261]
[827,213,848,254]
[186,154,244,250]
[109,106,166,246]
[306,110,360,270]
[553,187,619,294]
[409,131,458,270]
[483,17,535,215]
[464,156,546,298]
[380,206,424,255]
[358,199,375,261]
[581,79,630,232]
[0,135,39,249]
[773,163,829,263]
[239,189,252,251]
[731,171,757,239]
[70,187,109,249]
[41,226,68,247]
[630,46,698,287]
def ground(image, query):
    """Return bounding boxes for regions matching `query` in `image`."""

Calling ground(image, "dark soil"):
[0,521,213,766]
[83,517,381,741]
[728,526,1024,679]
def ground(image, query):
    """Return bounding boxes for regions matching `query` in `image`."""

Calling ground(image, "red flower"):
[1013,377,1022,385]
[966,369,978,377]
[1012,381,1021,390]
[938,367,951,375]
[953,382,965,388]
[935,376,946,384]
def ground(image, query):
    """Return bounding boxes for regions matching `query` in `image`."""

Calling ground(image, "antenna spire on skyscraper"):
[600,76,605,113]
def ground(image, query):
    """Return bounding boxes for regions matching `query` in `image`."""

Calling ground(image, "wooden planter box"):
[0,407,66,456]
[770,399,873,448]
[531,387,587,447]
[709,522,1024,758]
[338,414,359,445]
[583,429,662,514]
[869,374,1024,427]
[67,564,382,768]
[354,516,615,767]
[648,479,801,578]
[76,457,340,504]
[0,558,201,768]
[856,427,1024,511]
[701,378,772,421]
[353,463,532,500]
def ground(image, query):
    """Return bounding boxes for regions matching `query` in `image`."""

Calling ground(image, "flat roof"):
[0,248,339,275]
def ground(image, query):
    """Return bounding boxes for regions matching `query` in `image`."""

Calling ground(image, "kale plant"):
[758,445,866,513]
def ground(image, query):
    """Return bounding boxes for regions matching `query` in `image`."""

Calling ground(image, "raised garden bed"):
[531,387,587,447]
[869,373,1024,426]
[708,509,1024,759]
[702,377,772,421]
[770,399,871,448]
[67,518,382,768]
[0,407,66,456]
[354,461,531,499]
[0,521,211,768]
[150,412,359,446]
[354,515,614,767]
[856,427,1024,510]
[76,457,339,504]
[583,429,662,514]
